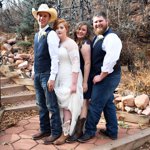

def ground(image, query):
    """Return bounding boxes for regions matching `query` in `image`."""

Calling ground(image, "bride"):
[53,18,83,145]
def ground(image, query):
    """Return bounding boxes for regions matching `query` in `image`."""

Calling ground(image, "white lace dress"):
[54,38,83,135]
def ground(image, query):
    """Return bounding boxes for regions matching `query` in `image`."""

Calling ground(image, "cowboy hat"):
[32,4,57,22]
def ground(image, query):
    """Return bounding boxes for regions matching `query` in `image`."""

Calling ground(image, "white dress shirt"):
[32,25,60,81]
[101,33,122,74]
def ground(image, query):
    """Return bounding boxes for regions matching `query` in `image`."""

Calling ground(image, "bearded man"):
[78,12,122,142]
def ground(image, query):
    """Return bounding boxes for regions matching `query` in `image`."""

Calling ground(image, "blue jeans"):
[85,71,121,136]
[34,72,62,136]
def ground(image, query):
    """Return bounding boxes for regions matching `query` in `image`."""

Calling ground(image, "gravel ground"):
[0,109,38,131]
[134,142,150,150]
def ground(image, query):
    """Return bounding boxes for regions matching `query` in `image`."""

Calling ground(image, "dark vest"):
[34,27,52,73]
[90,28,120,78]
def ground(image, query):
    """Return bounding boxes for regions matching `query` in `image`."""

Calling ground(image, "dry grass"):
[119,69,150,96]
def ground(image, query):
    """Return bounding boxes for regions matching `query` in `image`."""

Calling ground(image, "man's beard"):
[94,26,107,35]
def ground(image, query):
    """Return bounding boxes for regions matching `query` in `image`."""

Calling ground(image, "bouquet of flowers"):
[97,35,104,40]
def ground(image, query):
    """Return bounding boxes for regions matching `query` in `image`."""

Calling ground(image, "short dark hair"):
[93,12,107,20]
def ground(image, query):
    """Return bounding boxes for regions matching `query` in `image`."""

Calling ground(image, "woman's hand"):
[83,82,88,93]
[70,84,77,93]
[70,72,79,93]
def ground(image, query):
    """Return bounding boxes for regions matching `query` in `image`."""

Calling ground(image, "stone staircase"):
[1,76,37,112]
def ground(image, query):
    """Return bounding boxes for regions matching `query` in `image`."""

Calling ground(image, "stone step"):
[117,110,150,125]
[94,128,150,150]
[0,77,10,85]
[1,84,26,95]
[5,103,38,111]
[1,93,36,104]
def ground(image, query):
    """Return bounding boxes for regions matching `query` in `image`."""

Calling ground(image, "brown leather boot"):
[66,117,86,143]
[54,120,70,145]
[53,133,69,145]
[32,131,50,140]
[43,134,61,145]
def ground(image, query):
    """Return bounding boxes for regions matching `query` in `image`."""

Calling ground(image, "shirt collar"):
[103,27,109,35]
[39,25,49,32]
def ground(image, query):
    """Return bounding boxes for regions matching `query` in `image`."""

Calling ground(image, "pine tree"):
[16,0,34,39]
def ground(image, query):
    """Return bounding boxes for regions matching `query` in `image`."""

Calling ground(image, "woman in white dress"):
[53,18,83,145]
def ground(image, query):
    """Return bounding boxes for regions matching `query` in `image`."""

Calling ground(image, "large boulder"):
[134,94,149,109]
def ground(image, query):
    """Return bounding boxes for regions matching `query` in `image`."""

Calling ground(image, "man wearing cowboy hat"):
[31,4,62,144]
